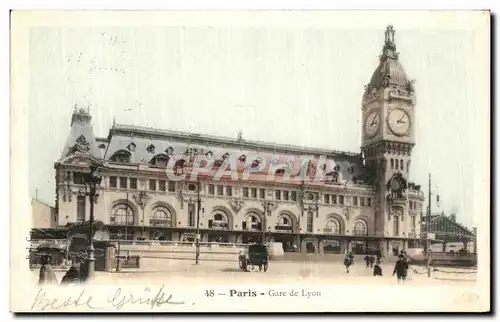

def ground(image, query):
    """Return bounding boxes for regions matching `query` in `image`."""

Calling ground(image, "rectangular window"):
[332,195,337,205]
[275,190,281,200]
[411,216,416,232]
[360,197,365,207]
[73,172,86,184]
[110,176,117,188]
[226,186,232,196]
[217,185,224,195]
[243,187,249,198]
[119,177,127,189]
[291,191,297,201]
[339,195,344,205]
[353,196,358,206]
[77,196,86,222]
[130,178,137,189]
[307,211,314,233]
[324,194,330,204]
[367,198,371,207]
[394,216,399,236]
[188,204,195,227]
[208,184,215,195]
[159,180,166,191]
[149,179,156,191]
[251,188,257,198]
[168,181,176,192]
[283,191,289,201]
[259,188,265,199]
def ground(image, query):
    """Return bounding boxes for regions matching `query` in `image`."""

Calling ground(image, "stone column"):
[301,239,308,254]
[318,239,324,255]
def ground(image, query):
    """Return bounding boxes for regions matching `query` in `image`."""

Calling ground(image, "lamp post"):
[195,177,201,265]
[85,164,102,280]
[116,231,123,272]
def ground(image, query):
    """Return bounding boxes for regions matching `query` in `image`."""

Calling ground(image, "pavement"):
[31,258,477,286]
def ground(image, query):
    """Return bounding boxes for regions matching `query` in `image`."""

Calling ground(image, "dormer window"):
[334,165,341,172]
[251,159,260,168]
[205,151,213,159]
[165,146,174,155]
[239,154,247,162]
[222,152,230,160]
[348,166,355,174]
[146,144,155,154]
[127,142,136,152]
[150,154,169,167]
[325,171,339,183]
[98,143,106,150]
[110,150,131,163]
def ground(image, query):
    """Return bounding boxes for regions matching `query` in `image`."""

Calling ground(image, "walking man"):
[343,255,352,274]
[392,254,409,282]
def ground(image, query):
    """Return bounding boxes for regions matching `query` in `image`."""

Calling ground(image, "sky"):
[27,12,487,228]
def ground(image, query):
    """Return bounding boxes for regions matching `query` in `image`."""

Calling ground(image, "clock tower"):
[361,26,416,248]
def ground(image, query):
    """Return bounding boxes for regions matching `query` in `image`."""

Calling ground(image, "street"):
[31,258,477,286]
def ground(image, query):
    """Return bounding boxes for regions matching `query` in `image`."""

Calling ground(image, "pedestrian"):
[61,263,82,284]
[38,255,58,285]
[348,251,354,265]
[369,255,375,268]
[364,254,370,267]
[343,255,352,274]
[393,254,409,282]
[373,258,383,276]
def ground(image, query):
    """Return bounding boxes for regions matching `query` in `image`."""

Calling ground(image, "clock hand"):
[370,116,377,126]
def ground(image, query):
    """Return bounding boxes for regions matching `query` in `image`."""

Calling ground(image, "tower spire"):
[381,25,398,61]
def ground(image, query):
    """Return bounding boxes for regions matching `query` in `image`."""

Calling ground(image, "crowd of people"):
[343,250,410,282]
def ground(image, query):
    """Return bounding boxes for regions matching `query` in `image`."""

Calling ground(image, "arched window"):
[209,211,229,229]
[149,154,170,167]
[110,150,131,163]
[325,217,341,234]
[242,213,261,231]
[353,220,368,236]
[400,159,404,170]
[149,206,173,227]
[390,159,394,169]
[110,204,134,225]
[275,214,293,232]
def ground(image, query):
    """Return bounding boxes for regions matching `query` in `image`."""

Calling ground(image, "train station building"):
[53,26,425,256]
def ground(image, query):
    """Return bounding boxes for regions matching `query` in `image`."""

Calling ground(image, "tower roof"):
[60,107,100,159]
[365,25,412,94]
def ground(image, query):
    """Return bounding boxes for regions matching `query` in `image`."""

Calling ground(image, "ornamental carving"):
[387,173,408,199]
[133,192,151,209]
[230,199,244,213]
[73,135,90,153]
[342,207,350,220]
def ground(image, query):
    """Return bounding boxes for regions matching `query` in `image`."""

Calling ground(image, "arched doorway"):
[208,210,231,243]
[273,212,297,252]
[149,206,174,240]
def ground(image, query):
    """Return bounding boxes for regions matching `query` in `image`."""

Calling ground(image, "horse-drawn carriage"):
[238,244,269,272]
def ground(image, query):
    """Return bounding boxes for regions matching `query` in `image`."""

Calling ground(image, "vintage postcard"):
[10,10,490,312]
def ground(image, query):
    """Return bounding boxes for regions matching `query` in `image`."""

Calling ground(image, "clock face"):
[364,111,380,138]
[388,109,410,136]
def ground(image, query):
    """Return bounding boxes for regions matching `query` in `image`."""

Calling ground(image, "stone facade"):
[32,199,57,229]
[53,26,425,256]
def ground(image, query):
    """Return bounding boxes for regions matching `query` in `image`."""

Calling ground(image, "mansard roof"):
[100,123,370,183]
